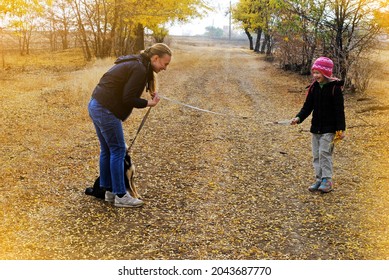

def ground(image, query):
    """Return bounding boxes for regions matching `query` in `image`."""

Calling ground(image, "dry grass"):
[1,48,87,71]
[365,48,389,103]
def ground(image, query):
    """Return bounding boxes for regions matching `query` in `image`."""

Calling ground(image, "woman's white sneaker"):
[105,191,115,203]
[114,193,144,208]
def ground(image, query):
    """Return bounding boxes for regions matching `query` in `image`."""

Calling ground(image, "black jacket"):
[296,80,346,134]
[92,55,151,121]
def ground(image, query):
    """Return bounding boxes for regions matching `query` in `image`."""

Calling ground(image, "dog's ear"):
[124,153,132,168]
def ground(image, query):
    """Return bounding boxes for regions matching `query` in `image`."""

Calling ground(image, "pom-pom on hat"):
[311,57,334,79]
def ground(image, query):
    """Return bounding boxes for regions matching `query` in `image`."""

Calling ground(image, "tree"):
[0,0,26,15]
[325,0,382,86]
[374,5,389,32]
[233,0,387,91]
[129,0,208,50]
[70,0,92,60]
[67,0,208,59]
[6,0,48,55]
[1,0,208,59]
[149,25,169,43]
[275,0,385,90]
[233,0,278,55]
[205,26,224,38]
[44,0,74,51]
[233,0,255,50]
[276,0,327,73]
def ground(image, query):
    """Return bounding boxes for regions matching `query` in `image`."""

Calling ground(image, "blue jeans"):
[88,98,126,195]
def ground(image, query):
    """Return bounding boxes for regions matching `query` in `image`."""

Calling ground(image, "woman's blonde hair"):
[141,43,172,93]
[143,43,172,59]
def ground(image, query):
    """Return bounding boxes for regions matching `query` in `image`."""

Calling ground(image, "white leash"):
[264,120,292,126]
[160,95,249,119]
[159,94,293,126]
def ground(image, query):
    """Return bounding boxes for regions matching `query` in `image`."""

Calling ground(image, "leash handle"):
[127,107,152,152]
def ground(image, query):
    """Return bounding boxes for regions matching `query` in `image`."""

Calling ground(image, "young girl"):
[291,57,346,193]
[88,43,172,207]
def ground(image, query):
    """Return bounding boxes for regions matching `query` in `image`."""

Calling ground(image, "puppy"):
[85,151,141,199]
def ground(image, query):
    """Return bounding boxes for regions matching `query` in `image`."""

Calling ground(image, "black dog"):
[85,152,140,199]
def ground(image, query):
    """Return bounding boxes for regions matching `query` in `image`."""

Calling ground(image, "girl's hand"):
[333,130,346,145]
[291,117,300,125]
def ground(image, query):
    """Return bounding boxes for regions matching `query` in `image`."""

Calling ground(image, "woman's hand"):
[147,92,160,107]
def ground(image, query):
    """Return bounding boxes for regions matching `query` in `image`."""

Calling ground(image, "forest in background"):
[0,0,208,59]
[232,0,389,91]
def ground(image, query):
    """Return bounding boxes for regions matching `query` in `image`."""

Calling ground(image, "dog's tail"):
[127,164,142,199]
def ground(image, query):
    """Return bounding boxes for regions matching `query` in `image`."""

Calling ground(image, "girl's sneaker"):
[308,180,321,192]
[318,178,333,193]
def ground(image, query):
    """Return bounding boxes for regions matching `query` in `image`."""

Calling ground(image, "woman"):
[88,43,172,207]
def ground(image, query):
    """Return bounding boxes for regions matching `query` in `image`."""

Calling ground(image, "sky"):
[168,0,239,36]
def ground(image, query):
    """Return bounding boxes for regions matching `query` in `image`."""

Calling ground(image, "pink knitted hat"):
[311,57,333,78]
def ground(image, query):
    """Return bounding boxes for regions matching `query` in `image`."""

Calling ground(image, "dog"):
[85,151,141,199]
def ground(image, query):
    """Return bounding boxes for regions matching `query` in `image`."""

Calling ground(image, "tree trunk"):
[61,30,69,50]
[260,33,267,53]
[133,23,144,54]
[72,0,92,61]
[254,27,262,52]
[61,9,69,50]
[265,34,272,55]
[25,25,33,55]
[110,0,120,56]
[1,30,5,68]
[244,28,253,50]
[19,30,26,55]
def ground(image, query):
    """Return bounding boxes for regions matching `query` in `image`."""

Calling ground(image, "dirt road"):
[1,38,388,259]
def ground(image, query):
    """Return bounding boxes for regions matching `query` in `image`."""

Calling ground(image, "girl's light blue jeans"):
[88,98,127,195]
[311,133,335,180]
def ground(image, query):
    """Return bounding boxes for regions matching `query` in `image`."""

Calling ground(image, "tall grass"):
[66,58,113,108]
[1,50,115,113]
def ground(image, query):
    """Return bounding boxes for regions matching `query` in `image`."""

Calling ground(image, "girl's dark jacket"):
[92,54,151,121]
[296,80,346,134]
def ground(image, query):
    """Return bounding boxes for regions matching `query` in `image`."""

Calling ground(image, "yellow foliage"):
[121,0,209,27]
